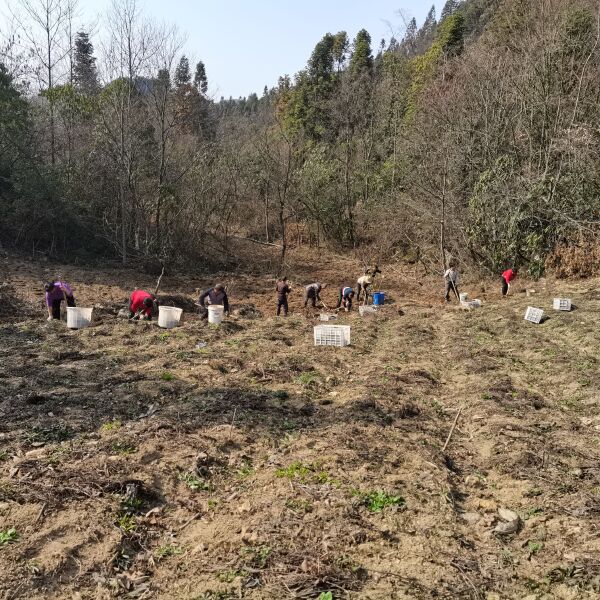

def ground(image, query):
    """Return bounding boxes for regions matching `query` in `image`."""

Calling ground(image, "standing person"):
[444,265,460,303]
[502,268,517,296]
[356,266,382,303]
[303,283,326,308]
[129,289,156,320]
[275,277,292,317]
[198,283,230,319]
[336,285,355,311]
[45,281,76,321]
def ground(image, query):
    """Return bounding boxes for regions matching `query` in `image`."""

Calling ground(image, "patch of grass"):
[276,461,335,485]
[319,593,334,600]
[45,446,71,465]
[100,419,122,433]
[155,544,185,559]
[357,490,405,513]
[239,544,271,568]
[157,332,171,342]
[25,425,75,444]
[111,441,137,455]
[179,471,212,492]
[116,513,137,533]
[295,370,319,386]
[523,507,543,520]
[527,541,543,556]
[207,499,218,510]
[285,498,313,513]
[160,371,174,381]
[218,569,244,583]
[0,450,9,461]
[235,460,254,480]
[0,528,19,545]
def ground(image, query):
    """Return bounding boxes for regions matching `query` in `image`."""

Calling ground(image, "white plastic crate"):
[525,306,544,324]
[461,299,482,310]
[359,305,378,316]
[314,325,351,347]
[319,313,337,321]
[553,298,572,312]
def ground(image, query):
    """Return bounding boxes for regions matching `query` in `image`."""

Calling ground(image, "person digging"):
[275,277,292,317]
[44,281,76,321]
[444,265,460,303]
[303,283,327,309]
[336,285,355,312]
[501,268,517,296]
[129,289,156,320]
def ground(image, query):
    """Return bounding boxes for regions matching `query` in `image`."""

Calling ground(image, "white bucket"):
[459,293,468,302]
[158,306,183,329]
[66,307,93,329]
[208,305,224,325]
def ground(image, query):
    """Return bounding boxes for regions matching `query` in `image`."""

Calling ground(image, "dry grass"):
[1,253,600,599]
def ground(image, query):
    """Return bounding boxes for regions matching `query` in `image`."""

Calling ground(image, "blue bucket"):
[373,292,385,306]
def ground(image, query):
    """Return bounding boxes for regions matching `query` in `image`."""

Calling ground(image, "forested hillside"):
[1,0,599,276]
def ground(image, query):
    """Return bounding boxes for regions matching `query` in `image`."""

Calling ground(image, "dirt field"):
[1,251,600,599]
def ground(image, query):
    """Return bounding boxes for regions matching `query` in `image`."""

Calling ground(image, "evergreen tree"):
[441,0,461,21]
[194,61,208,95]
[402,18,419,56]
[416,6,438,53]
[332,31,349,71]
[73,31,98,93]
[308,33,335,83]
[174,56,191,87]
[349,29,373,74]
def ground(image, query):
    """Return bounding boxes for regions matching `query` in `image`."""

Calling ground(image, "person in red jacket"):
[129,289,156,320]
[501,268,517,296]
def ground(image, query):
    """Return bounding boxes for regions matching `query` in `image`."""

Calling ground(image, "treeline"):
[1,0,599,275]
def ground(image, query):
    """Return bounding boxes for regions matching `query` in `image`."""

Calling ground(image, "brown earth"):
[1,250,600,599]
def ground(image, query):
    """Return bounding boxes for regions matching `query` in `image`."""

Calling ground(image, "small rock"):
[461,512,481,524]
[494,508,521,535]
[498,508,519,522]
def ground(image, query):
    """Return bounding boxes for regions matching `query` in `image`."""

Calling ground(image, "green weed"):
[527,541,543,556]
[100,420,122,433]
[25,425,74,444]
[319,593,334,600]
[160,371,174,381]
[179,471,212,492]
[285,498,313,513]
[240,544,271,568]
[235,460,254,479]
[155,544,185,559]
[0,528,19,545]
[295,370,319,386]
[116,514,137,533]
[218,569,244,583]
[358,490,405,513]
[111,441,137,455]
[276,462,335,485]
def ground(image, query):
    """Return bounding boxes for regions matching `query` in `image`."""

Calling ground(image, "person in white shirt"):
[444,265,460,302]
[356,266,381,303]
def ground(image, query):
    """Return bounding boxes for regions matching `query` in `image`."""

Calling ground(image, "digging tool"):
[442,406,463,453]
[450,279,460,302]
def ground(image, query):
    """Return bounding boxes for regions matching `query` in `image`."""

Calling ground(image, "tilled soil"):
[1,253,600,599]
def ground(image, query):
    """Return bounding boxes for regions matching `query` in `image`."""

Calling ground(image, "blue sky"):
[80,0,441,99]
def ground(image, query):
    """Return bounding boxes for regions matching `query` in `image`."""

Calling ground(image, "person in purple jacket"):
[45,281,76,321]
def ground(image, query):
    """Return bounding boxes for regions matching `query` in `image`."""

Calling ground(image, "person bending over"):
[45,281,76,321]
[501,268,517,296]
[304,282,325,308]
[336,286,355,311]
[129,289,156,320]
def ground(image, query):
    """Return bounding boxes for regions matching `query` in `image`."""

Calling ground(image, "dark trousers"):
[356,284,369,302]
[303,291,316,308]
[277,297,288,316]
[336,290,352,310]
[502,278,509,296]
[51,295,75,319]
[445,281,459,302]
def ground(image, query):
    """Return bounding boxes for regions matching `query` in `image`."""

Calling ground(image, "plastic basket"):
[66,307,93,329]
[314,325,351,347]
[553,298,572,312]
[158,306,183,329]
[525,306,544,324]
[359,305,378,316]
[459,293,468,302]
